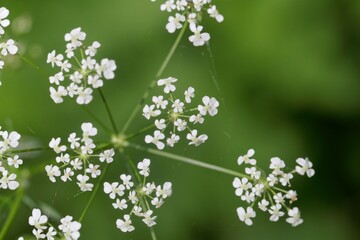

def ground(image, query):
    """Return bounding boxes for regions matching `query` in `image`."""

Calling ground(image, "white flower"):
[29,208,48,229]
[45,165,61,182]
[46,227,57,240]
[7,155,23,168]
[143,104,161,119]
[184,87,195,103]
[98,58,117,80]
[198,96,219,116]
[0,7,10,35]
[0,171,19,190]
[85,41,101,56]
[104,182,125,199]
[286,190,298,203]
[120,174,134,189]
[189,114,204,124]
[172,99,184,113]
[258,199,270,211]
[295,158,315,177]
[189,23,210,46]
[47,50,64,67]
[86,164,101,178]
[76,87,93,104]
[269,157,285,175]
[237,149,256,165]
[156,182,172,198]
[152,96,168,109]
[99,149,115,163]
[269,204,285,222]
[174,118,187,131]
[137,158,151,177]
[286,207,303,227]
[61,168,74,182]
[273,192,285,204]
[81,122,97,138]
[113,199,128,210]
[64,27,86,47]
[50,86,68,104]
[237,207,256,226]
[77,174,93,192]
[166,13,185,33]
[245,167,261,179]
[0,39,18,55]
[116,215,135,232]
[266,173,278,186]
[279,172,293,186]
[87,75,103,88]
[59,215,81,240]
[186,130,208,146]
[142,210,157,227]
[160,0,176,12]
[49,138,66,154]
[68,133,80,149]
[207,5,224,23]
[166,133,179,147]
[145,130,165,150]
[232,177,252,197]
[157,77,177,93]
[155,119,166,130]
[49,72,64,85]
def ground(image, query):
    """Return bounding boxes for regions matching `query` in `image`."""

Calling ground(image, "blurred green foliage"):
[0,0,359,239]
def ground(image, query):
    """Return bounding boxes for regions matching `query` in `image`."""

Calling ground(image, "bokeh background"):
[0,0,359,239]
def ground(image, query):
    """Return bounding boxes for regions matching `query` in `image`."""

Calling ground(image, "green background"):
[0,0,359,239]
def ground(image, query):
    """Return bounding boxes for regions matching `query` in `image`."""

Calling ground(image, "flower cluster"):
[0,126,22,191]
[0,7,18,84]
[23,208,81,240]
[45,122,115,192]
[103,158,172,232]
[142,77,219,149]
[233,149,315,226]
[46,27,117,104]
[151,0,224,46]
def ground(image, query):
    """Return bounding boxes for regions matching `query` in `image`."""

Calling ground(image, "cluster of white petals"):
[0,7,18,85]
[150,0,224,46]
[142,77,219,149]
[46,122,115,192]
[0,126,22,191]
[46,27,117,104]
[104,158,172,232]
[233,149,315,226]
[24,208,81,240]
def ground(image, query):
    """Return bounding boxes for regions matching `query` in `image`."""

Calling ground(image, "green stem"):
[79,164,109,222]
[18,54,48,76]
[8,147,48,154]
[129,143,248,179]
[0,187,24,240]
[98,88,118,134]
[120,21,189,135]
[126,124,155,140]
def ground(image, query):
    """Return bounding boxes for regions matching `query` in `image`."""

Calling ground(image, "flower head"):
[46,27,117,104]
[143,77,219,149]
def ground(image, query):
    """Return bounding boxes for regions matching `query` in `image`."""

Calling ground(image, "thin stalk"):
[79,164,109,222]
[18,54,47,76]
[120,21,189,135]
[129,143,248,179]
[8,147,47,154]
[0,187,24,240]
[126,124,155,140]
[98,88,118,134]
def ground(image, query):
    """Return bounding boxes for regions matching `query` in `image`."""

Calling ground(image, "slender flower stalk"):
[79,164,109,222]
[129,143,248,179]
[0,187,24,240]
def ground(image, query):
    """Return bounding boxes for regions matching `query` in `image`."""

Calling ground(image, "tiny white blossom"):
[137,158,151,177]
[295,158,315,177]
[116,215,135,232]
[189,23,210,47]
[145,130,165,150]
[237,207,256,226]
[237,149,256,165]
[286,207,303,227]
[157,77,177,94]
[186,130,208,146]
